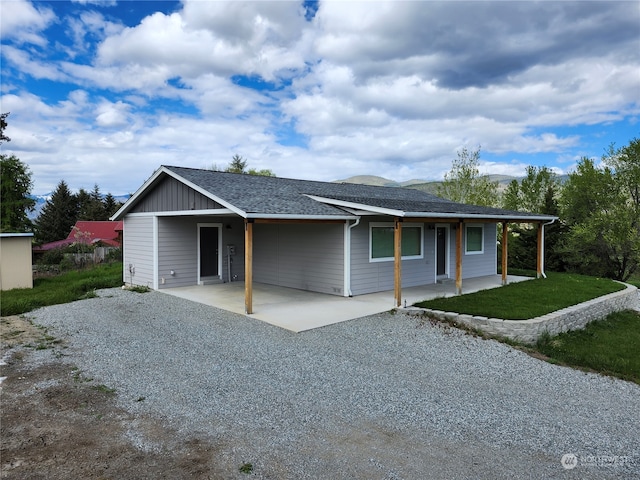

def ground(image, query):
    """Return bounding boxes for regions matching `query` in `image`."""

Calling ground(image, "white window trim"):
[465,224,484,255]
[369,222,424,263]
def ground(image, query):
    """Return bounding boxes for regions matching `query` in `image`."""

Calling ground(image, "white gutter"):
[539,218,557,279]
[344,217,361,297]
[403,212,558,222]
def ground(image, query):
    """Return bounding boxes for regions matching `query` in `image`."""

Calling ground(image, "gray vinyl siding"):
[350,220,497,295]
[123,216,154,288]
[132,176,223,213]
[220,219,246,283]
[157,217,197,288]
[156,216,246,288]
[350,218,434,295]
[253,223,344,295]
[461,223,497,278]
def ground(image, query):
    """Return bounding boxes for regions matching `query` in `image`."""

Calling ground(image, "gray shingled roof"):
[160,166,554,221]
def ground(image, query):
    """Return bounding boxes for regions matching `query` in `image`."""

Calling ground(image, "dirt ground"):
[0,316,236,479]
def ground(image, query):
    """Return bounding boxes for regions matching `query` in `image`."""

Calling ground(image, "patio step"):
[437,278,455,285]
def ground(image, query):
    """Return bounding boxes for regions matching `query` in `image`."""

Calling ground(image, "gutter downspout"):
[539,218,556,279]
[344,217,361,297]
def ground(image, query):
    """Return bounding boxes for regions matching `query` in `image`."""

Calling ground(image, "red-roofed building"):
[33,221,123,253]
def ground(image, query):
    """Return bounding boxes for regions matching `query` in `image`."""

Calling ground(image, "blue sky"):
[1,0,638,195]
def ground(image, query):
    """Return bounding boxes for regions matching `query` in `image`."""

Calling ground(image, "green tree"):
[246,167,276,177]
[76,188,92,220]
[604,138,640,218]
[0,155,36,232]
[35,180,78,244]
[502,166,559,213]
[437,146,499,206]
[502,179,521,211]
[0,114,35,232]
[560,154,639,281]
[103,193,122,218]
[88,184,107,220]
[219,154,275,177]
[226,154,248,174]
[0,112,10,144]
[501,166,565,272]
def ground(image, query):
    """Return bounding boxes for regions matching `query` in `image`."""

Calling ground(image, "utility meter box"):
[227,245,236,255]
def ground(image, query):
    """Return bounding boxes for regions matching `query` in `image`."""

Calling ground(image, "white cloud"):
[0,0,55,46]
[95,100,131,128]
[94,2,310,83]
[71,0,117,5]
[2,0,638,194]
[1,45,67,81]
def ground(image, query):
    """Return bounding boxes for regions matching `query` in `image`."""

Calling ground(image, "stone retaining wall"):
[403,282,639,344]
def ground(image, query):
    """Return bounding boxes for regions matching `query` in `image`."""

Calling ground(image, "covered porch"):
[161,274,531,332]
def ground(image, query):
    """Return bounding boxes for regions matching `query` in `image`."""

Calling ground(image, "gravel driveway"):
[29,288,639,479]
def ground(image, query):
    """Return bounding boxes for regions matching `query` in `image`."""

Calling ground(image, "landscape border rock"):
[402,282,639,344]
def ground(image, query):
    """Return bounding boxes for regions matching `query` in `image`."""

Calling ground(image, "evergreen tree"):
[76,188,92,220]
[220,154,275,176]
[88,183,107,220]
[35,180,78,244]
[226,154,248,173]
[103,193,122,218]
[0,154,35,233]
[0,113,36,232]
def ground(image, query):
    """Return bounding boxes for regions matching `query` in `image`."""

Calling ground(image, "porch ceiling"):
[160,275,531,333]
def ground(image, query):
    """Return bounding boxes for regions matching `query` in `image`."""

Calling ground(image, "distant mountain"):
[335,174,522,195]
[334,175,404,187]
[27,194,51,220]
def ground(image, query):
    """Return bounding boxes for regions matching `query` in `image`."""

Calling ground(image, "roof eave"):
[304,195,404,217]
[403,212,558,222]
[246,213,357,221]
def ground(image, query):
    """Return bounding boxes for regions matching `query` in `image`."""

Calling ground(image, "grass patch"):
[415,272,624,320]
[125,285,150,293]
[92,384,117,395]
[533,311,640,384]
[1,262,123,316]
[627,272,640,288]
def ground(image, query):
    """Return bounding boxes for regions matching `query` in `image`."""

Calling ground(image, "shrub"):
[39,248,65,265]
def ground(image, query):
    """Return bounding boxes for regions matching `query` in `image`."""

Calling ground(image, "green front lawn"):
[1,262,123,316]
[415,272,625,320]
[533,311,640,384]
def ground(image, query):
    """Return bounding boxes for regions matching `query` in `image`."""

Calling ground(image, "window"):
[465,225,484,254]
[370,223,423,262]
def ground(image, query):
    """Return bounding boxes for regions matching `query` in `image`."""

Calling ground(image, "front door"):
[199,226,219,278]
[436,226,447,277]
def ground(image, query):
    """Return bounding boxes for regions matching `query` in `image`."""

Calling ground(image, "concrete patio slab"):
[160,274,531,332]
